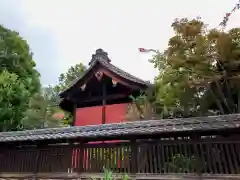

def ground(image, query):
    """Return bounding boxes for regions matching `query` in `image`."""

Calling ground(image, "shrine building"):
[59,49,151,126]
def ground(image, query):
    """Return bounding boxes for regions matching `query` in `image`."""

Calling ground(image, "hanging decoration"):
[112,79,118,87]
[218,1,240,30]
[81,84,86,91]
[95,71,103,81]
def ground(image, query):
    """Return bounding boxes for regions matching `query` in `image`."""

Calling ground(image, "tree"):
[54,63,87,125]
[150,17,240,118]
[0,25,40,93]
[0,25,41,131]
[55,63,86,93]
[126,93,155,121]
[21,86,63,130]
[0,71,31,131]
[21,63,87,129]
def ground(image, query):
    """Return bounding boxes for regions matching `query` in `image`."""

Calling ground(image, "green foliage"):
[0,25,40,93]
[21,86,64,130]
[165,153,205,173]
[0,25,40,131]
[0,71,31,131]
[103,169,129,180]
[126,93,154,121]
[55,63,86,93]
[149,17,240,117]
[53,63,86,125]
[90,169,129,180]
[165,154,197,173]
[121,174,129,180]
[20,62,87,130]
[104,169,113,180]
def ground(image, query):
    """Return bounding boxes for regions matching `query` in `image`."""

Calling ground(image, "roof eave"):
[1,114,240,143]
[59,61,98,98]
[59,60,152,98]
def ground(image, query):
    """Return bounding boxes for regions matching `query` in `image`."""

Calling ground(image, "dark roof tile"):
[60,49,151,97]
[0,114,239,142]
[98,58,151,86]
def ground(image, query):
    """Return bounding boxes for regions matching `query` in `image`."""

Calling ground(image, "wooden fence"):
[0,136,239,179]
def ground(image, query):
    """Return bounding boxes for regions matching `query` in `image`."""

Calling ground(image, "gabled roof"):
[60,49,152,97]
[0,114,239,143]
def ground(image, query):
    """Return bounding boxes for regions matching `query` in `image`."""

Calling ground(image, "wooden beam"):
[80,93,130,103]
[99,68,142,90]
[71,104,77,126]
[102,80,107,124]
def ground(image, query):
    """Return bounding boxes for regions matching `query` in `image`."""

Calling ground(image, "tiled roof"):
[0,114,239,143]
[59,49,151,97]
[98,58,151,86]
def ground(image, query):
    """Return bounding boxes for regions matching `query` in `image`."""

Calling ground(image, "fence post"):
[192,135,202,175]
[130,139,138,179]
[33,146,41,180]
[77,144,84,173]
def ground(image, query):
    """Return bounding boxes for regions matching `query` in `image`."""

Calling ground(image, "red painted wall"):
[73,103,129,169]
[75,103,129,126]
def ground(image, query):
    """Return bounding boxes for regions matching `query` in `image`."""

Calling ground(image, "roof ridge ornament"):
[88,48,111,66]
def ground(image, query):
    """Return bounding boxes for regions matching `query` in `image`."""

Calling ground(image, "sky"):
[0,0,239,85]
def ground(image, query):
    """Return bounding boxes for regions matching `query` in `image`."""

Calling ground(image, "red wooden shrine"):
[59,49,151,126]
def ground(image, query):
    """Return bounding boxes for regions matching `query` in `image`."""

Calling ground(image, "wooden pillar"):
[192,135,202,174]
[102,80,107,124]
[34,144,41,180]
[130,139,138,175]
[77,144,84,173]
[71,104,77,126]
